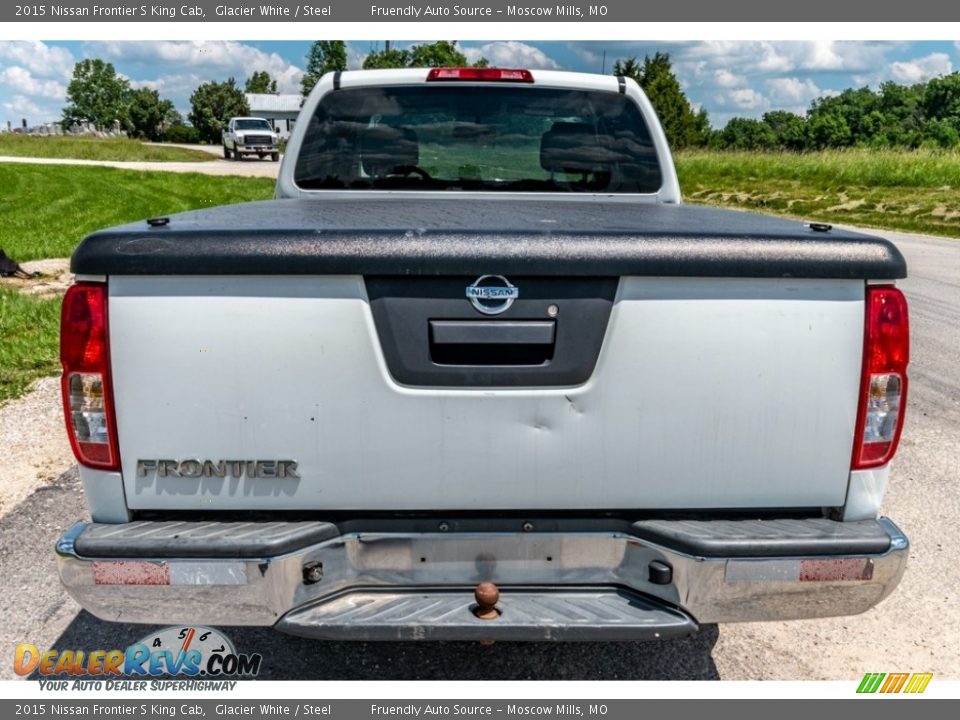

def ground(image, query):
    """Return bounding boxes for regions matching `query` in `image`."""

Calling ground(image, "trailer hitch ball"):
[302,561,323,585]
[474,582,501,620]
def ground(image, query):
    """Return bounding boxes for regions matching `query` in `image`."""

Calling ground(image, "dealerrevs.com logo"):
[15,626,261,689]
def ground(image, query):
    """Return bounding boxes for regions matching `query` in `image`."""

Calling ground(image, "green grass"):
[1,149,956,406]
[0,288,61,404]
[0,164,274,261]
[0,134,216,162]
[0,165,272,404]
[676,148,960,238]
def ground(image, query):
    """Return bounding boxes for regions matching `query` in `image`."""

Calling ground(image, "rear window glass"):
[294,85,662,193]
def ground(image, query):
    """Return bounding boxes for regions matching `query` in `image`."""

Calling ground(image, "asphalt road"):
[2,228,957,681]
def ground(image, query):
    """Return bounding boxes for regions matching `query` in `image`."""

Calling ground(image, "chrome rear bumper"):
[56,517,908,641]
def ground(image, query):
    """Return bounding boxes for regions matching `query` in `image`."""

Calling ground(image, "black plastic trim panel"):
[367,276,616,387]
[71,517,895,559]
[631,518,893,557]
[73,520,338,559]
[430,320,556,345]
[71,198,907,279]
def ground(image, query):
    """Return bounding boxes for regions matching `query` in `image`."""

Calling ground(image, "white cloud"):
[463,42,560,70]
[646,41,905,124]
[0,67,66,100]
[794,41,895,73]
[677,42,789,75]
[70,41,306,116]
[134,73,220,103]
[86,41,303,94]
[567,44,602,70]
[1,94,50,124]
[713,69,744,88]
[753,45,795,74]
[799,41,877,72]
[729,88,768,111]
[765,77,825,105]
[889,53,953,84]
[0,41,74,80]
[678,41,894,78]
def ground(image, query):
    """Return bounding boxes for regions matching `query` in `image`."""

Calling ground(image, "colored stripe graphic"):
[857,672,933,694]
[858,673,886,693]
[904,673,934,694]
[880,673,909,693]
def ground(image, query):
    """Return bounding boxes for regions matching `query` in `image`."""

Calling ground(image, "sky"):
[2,40,960,129]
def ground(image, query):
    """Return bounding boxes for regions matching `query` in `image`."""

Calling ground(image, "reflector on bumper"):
[92,561,247,586]
[93,561,169,586]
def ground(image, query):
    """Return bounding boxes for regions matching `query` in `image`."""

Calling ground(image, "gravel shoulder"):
[144,142,224,156]
[0,377,73,519]
[0,154,281,178]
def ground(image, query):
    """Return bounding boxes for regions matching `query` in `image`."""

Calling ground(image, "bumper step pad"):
[276,587,698,642]
[631,517,893,557]
[73,520,338,558]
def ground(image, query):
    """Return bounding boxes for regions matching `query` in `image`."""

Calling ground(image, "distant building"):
[244,94,302,139]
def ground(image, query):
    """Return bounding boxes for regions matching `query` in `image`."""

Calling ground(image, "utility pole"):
[601,50,606,75]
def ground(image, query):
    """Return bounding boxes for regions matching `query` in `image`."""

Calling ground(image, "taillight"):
[60,282,119,470]
[852,286,909,469]
[426,67,534,83]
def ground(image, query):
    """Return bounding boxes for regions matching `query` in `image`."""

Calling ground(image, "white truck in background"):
[222,116,280,161]
[57,68,910,642]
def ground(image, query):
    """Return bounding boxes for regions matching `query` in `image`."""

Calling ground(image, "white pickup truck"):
[221,116,280,161]
[57,68,910,642]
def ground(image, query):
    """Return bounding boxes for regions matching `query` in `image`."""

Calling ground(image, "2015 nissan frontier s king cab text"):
[56,67,910,641]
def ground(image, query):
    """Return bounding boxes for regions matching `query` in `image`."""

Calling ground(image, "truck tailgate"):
[108,274,864,511]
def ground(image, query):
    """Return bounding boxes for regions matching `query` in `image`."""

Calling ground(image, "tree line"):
[60,43,960,152]
[712,76,960,150]
[613,52,960,151]
[298,40,488,95]
[60,58,283,143]
[60,41,487,145]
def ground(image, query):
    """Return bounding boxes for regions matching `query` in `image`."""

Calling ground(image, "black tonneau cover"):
[72,197,906,279]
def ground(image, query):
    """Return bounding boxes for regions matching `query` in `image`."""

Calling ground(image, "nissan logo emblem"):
[465,275,519,315]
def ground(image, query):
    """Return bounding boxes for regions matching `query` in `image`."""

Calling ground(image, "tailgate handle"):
[429,321,556,345]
